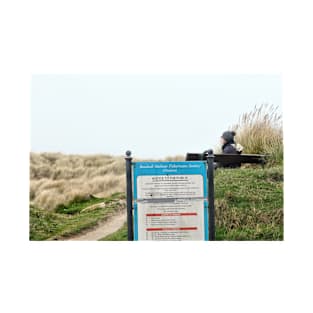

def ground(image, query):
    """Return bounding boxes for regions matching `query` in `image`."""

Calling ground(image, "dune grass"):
[30,153,126,211]
[230,104,283,165]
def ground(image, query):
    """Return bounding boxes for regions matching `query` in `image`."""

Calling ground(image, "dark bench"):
[185,151,267,167]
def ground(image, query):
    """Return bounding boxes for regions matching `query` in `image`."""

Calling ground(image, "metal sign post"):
[125,150,134,241]
[206,149,215,240]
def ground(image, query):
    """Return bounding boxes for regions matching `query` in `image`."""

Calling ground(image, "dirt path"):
[67,210,127,241]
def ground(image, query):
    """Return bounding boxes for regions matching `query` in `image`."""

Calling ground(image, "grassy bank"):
[214,165,283,240]
[102,165,283,241]
[30,192,125,240]
[30,160,283,241]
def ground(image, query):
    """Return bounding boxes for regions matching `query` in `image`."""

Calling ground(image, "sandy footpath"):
[66,210,126,241]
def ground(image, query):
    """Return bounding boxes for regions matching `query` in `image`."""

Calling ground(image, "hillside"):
[29,152,183,240]
[30,153,283,241]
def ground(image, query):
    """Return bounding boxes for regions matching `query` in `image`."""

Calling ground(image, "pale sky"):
[31,75,281,158]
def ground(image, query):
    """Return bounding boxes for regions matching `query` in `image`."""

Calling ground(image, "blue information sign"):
[133,161,209,241]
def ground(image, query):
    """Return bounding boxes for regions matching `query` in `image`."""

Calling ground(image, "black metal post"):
[125,150,134,241]
[206,149,215,240]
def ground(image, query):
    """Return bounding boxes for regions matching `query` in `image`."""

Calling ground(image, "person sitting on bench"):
[217,131,244,168]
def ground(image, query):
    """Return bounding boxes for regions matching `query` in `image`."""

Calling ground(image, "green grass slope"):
[30,192,125,240]
[214,165,283,240]
[102,165,283,241]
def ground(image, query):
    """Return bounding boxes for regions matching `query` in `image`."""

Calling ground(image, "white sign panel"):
[137,175,204,199]
[137,199,205,240]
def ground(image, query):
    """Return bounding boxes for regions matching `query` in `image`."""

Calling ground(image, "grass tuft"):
[230,104,283,165]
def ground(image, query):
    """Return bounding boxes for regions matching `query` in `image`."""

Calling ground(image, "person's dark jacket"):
[220,142,241,168]
[222,143,238,154]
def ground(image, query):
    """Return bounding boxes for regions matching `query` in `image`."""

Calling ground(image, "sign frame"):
[125,150,215,241]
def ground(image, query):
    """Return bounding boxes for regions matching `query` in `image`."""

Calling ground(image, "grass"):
[214,165,283,240]
[30,192,125,240]
[30,154,283,241]
[103,165,283,241]
[54,196,106,215]
[30,161,283,241]
[30,153,126,211]
[230,104,283,166]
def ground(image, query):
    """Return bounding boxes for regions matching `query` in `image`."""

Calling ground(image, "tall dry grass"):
[30,153,126,210]
[30,153,186,211]
[230,104,283,165]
